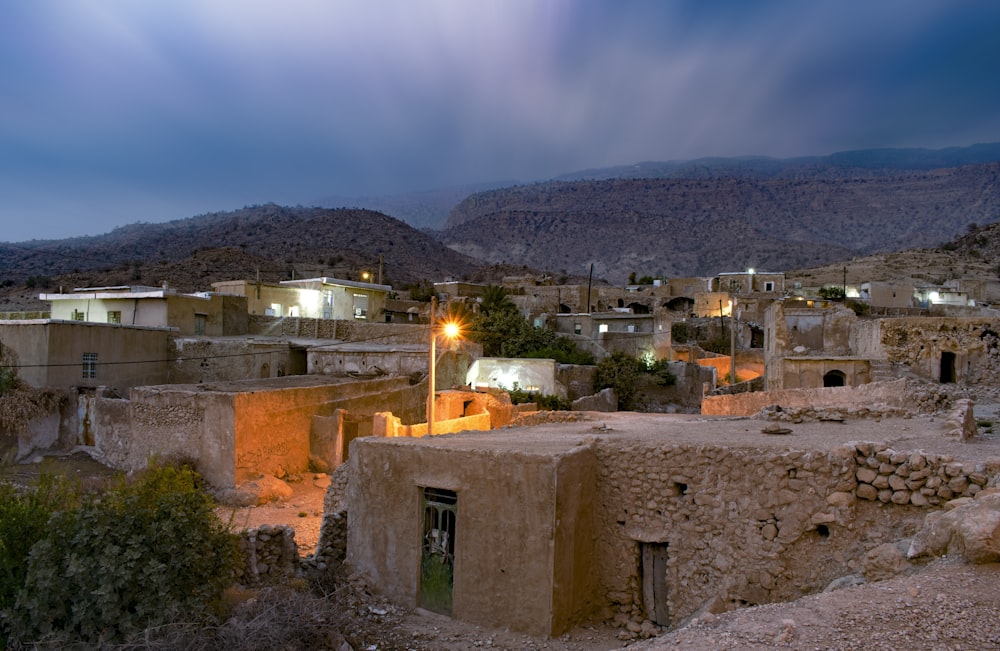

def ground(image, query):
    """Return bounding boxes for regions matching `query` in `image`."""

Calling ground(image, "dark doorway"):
[420,487,457,615]
[823,370,846,387]
[641,542,670,626]
[940,351,956,383]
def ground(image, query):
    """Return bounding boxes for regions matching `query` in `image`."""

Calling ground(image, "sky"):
[2,1,999,242]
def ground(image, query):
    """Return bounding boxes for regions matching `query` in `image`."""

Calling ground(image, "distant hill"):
[0,205,482,290]
[440,162,1000,283]
[312,181,514,231]
[553,142,1000,183]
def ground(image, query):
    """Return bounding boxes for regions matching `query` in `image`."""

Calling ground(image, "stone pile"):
[238,524,300,586]
[851,442,994,506]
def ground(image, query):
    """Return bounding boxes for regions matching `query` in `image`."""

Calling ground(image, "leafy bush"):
[6,464,242,646]
[647,359,677,386]
[817,285,846,300]
[595,352,645,410]
[507,384,571,411]
[0,474,80,647]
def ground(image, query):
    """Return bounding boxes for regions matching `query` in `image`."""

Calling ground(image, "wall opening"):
[823,370,846,387]
[420,487,457,616]
[641,542,670,626]
[940,351,956,383]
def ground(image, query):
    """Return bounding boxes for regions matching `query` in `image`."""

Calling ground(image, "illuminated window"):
[353,294,368,320]
[82,353,98,379]
[107,311,121,324]
[599,323,609,333]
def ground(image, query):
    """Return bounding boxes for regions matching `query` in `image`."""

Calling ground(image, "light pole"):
[427,296,460,436]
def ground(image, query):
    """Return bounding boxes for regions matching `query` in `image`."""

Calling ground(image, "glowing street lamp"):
[427,296,462,436]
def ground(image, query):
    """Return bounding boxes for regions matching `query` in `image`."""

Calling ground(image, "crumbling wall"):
[591,439,1000,627]
[701,378,909,417]
[877,317,1000,385]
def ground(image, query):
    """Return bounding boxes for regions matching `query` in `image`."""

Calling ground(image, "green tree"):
[469,286,593,363]
[818,285,846,300]
[594,352,644,410]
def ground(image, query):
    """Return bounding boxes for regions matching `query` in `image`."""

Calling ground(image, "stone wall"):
[877,317,1000,385]
[590,439,1000,627]
[237,525,300,586]
[701,378,909,417]
[248,315,427,345]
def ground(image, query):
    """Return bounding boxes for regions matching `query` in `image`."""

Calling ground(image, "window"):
[107,310,121,324]
[71,310,85,321]
[764,281,774,292]
[598,323,609,333]
[194,314,207,335]
[353,294,368,320]
[627,324,636,333]
[82,353,98,379]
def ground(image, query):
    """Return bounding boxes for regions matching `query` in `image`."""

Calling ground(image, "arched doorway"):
[940,351,956,383]
[823,370,846,387]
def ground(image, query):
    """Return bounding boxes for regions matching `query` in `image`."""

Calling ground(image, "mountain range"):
[1,144,999,309]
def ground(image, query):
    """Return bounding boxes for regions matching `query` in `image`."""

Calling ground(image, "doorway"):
[940,351,956,383]
[823,370,846,387]
[419,487,457,615]
[641,542,670,626]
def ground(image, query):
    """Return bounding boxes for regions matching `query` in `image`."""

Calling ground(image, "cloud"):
[1,0,999,240]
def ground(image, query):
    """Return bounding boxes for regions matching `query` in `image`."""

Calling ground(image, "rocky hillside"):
[441,163,1000,283]
[0,205,481,289]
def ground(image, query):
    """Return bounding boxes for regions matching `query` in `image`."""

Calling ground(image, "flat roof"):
[360,410,1000,467]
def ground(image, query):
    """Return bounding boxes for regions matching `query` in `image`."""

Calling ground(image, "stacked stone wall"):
[237,524,300,586]
[591,440,1000,627]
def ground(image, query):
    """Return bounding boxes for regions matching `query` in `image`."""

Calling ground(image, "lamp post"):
[427,296,460,436]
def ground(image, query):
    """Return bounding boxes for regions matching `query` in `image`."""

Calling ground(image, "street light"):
[427,296,462,436]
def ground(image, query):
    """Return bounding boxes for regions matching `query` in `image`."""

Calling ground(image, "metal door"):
[419,487,457,615]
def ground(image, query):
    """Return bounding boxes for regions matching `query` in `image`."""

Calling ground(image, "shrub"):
[507,385,571,411]
[0,474,80,646]
[595,352,645,410]
[7,464,242,646]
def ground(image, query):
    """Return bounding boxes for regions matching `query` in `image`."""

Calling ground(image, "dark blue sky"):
[2,0,999,241]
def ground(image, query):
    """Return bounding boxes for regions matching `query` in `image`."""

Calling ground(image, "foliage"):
[0,346,64,433]
[470,286,593,364]
[507,384,571,411]
[0,475,80,643]
[646,358,677,386]
[846,299,870,316]
[594,352,645,410]
[671,321,692,343]
[818,285,846,300]
[6,464,242,646]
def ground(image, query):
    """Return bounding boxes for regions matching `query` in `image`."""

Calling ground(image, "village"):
[1,264,1000,649]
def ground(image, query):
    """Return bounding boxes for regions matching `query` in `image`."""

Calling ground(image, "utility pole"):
[427,296,436,437]
[730,299,737,386]
[378,254,385,285]
[587,263,593,314]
